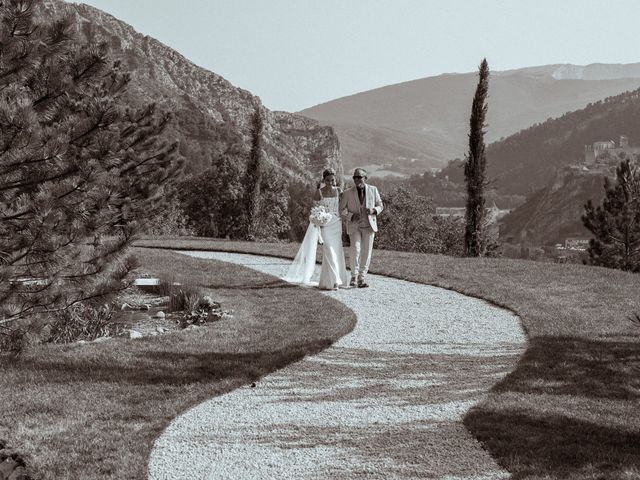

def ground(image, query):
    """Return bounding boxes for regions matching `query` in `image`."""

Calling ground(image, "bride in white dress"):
[284,168,349,290]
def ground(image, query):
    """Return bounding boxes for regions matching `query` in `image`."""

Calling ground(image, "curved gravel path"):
[148,251,526,479]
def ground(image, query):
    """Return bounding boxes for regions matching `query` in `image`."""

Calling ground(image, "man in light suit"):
[339,168,384,288]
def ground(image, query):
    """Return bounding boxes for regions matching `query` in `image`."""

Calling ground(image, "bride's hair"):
[322,168,336,179]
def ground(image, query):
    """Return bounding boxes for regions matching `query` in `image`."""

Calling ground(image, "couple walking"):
[285,168,383,290]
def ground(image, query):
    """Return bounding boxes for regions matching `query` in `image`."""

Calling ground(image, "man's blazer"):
[340,184,384,234]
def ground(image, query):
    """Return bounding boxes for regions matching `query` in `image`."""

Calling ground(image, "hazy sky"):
[68,0,640,112]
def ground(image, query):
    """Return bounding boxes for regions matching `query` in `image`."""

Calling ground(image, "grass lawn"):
[136,236,640,480]
[0,248,356,479]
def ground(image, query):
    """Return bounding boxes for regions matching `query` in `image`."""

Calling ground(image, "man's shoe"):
[357,281,369,288]
[349,278,357,287]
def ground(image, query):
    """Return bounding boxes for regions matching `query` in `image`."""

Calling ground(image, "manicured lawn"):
[0,248,356,479]
[136,236,640,480]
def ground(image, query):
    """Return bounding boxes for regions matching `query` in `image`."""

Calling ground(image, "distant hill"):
[300,64,640,175]
[43,0,342,181]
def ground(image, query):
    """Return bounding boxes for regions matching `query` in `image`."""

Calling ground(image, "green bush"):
[376,187,465,255]
[48,304,121,344]
[0,325,26,355]
[287,180,315,241]
[157,276,204,312]
[583,159,640,272]
[170,287,202,313]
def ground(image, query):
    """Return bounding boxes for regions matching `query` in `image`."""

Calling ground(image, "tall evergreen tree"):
[464,58,490,256]
[252,165,290,240]
[180,148,247,238]
[582,159,640,271]
[0,0,180,324]
[244,105,263,240]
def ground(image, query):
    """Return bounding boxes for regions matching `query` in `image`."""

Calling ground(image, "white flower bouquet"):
[309,205,332,244]
[309,205,332,227]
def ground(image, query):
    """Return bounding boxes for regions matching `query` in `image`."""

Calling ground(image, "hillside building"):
[435,204,510,223]
[563,237,590,251]
[583,135,640,165]
[435,207,465,217]
[560,135,640,179]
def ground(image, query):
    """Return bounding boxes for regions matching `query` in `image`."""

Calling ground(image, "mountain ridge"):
[477,87,640,196]
[46,0,343,180]
[500,171,605,245]
[300,63,640,174]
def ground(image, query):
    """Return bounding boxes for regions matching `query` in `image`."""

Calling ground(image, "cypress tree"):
[464,58,490,256]
[244,105,263,240]
[0,0,180,324]
[582,159,640,271]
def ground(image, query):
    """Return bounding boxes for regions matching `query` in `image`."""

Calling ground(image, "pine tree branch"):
[72,54,106,82]
[0,125,24,157]
[69,121,103,146]
[1,263,132,324]
[0,165,79,192]
[2,225,44,267]
[0,152,57,174]
[1,209,34,221]
[0,65,26,81]
[119,148,170,175]
[33,90,66,108]
[0,176,89,221]
[0,283,124,325]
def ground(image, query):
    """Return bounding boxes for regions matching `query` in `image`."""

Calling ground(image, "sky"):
[68,0,640,112]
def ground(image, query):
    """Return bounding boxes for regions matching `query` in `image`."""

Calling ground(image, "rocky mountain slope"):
[45,0,342,180]
[500,171,605,245]
[300,64,640,175]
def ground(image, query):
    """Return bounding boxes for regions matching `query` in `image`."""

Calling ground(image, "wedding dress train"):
[284,196,349,289]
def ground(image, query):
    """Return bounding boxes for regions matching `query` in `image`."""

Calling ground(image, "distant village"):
[517,135,639,259]
[553,135,639,252]
[435,204,511,243]
[435,204,511,224]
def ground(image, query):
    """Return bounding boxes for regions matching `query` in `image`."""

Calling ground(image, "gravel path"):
[148,251,526,479]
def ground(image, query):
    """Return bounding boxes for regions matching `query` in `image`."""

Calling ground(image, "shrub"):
[157,276,204,312]
[157,275,177,297]
[179,153,247,239]
[583,159,640,272]
[175,296,224,328]
[170,287,202,313]
[0,325,26,355]
[287,180,315,241]
[48,304,121,344]
[144,196,195,236]
[376,187,465,256]
[179,150,291,241]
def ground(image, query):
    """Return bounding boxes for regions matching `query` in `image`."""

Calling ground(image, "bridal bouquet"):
[309,205,332,227]
[309,205,332,244]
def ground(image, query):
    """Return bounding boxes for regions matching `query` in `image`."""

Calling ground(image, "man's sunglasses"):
[353,175,364,179]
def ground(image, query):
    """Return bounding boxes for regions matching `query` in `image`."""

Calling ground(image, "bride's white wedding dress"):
[284,195,349,289]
